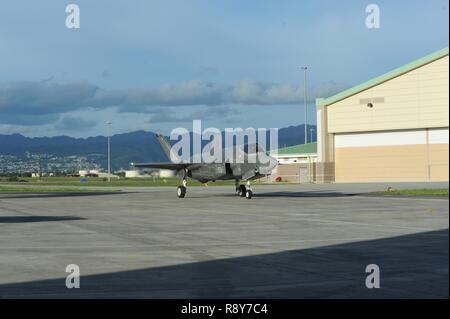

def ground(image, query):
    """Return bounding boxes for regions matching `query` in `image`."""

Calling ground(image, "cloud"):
[55,116,98,131]
[0,81,98,119]
[148,106,239,123]
[109,80,343,110]
[0,113,59,126]
[0,80,347,125]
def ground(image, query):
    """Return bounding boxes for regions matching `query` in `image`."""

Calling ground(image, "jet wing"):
[133,163,190,170]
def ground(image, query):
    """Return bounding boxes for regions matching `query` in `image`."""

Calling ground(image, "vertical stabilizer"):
[156,134,173,161]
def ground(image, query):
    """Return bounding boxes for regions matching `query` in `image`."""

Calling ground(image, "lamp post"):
[301,66,308,145]
[309,127,315,143]
[106,121,112,182]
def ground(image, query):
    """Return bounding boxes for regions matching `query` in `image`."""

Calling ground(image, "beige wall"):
[335,144,429,182]
[335,141,449,182]
[334,129,449,182]
[275,155,317,164]
[327,55,449,133]
[276,162,334,183]
[316,106,336,182]
[429,144,449,181]
[276,163,308,182]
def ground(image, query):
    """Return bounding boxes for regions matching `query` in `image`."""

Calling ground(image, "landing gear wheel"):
[238,185,246,197]
[177,186,186,198]
[246,190,253,199]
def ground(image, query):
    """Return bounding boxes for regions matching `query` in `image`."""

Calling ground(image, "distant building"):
[125,170,142,178]
[79,169,119,179]
[272,143,318,183]
[79,170,89,177]
[316,48,449,182]
[159,169,175,178]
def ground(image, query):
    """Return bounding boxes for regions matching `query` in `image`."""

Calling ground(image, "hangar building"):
[316,48,449,183]
[272,143,318,182]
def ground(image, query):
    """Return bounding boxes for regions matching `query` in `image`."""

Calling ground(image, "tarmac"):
[0,182,448,298]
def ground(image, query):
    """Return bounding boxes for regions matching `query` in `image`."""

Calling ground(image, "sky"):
[0,0,448,137]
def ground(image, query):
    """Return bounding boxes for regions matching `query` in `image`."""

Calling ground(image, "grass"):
[380,188,448,197]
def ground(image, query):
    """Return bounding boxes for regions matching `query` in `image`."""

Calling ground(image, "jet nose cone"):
[258,155,278,174]
[269,156,278,170]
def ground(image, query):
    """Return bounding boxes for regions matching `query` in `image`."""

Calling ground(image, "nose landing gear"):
[235,179,253,199]
[177,171,188,198]
[245,180,253,199]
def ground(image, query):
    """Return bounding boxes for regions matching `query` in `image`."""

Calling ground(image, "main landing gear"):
[235,180,253,199]
[177,171,188,198]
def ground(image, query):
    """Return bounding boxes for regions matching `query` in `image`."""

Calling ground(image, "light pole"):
[106,121,112,182]
[301,66,308,145]
[309,127,315,143]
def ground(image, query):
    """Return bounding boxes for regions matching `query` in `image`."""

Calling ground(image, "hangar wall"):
[334,128,449,182]
[327,55,449,133]
[316,48,449,183]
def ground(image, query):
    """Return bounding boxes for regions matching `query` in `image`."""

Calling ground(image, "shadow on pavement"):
[254,190,358,198]
[0,216,86,223]
[0,229,447,298]
[0,192,126,199]
[219,190,357,198]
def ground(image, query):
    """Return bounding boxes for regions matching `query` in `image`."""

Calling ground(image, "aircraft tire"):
[177,186,186,198]
[245,190,253,199]
[238,185,246,197]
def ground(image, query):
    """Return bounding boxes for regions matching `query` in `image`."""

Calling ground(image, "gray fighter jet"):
[133,134,278,199]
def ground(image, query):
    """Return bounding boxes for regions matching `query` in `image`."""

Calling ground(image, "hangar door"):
[334,129,449,182]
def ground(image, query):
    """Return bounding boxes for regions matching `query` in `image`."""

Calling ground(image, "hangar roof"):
[316,47,449,107]
[275,142,317,156]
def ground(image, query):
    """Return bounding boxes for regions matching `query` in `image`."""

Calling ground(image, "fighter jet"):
[133,134,278,199]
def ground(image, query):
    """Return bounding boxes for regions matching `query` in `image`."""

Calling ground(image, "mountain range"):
[0,124,316,170]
